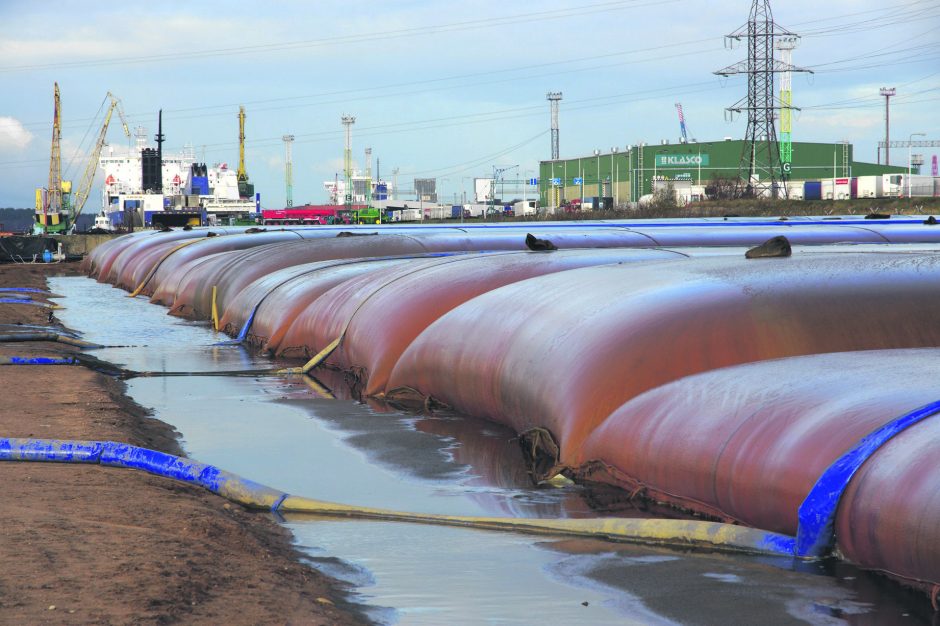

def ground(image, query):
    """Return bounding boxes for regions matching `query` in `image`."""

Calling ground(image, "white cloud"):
[58,137,86,172]
[0,117,33,151]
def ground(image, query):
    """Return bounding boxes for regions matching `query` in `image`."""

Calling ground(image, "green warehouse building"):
[538,140,908,207]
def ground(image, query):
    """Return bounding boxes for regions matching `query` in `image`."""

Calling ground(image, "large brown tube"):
[90,229,211,281]
[113,239,195,292]
[335,249,689,396]
[386,252,940,460]
[160,230,658,320]
[576,349,940,587]
[222,258,412,348]
[211,228,660,317]
[835,414,940,587]
[133,230,335,298]
[273,256,474,358]
[160,235,438,317]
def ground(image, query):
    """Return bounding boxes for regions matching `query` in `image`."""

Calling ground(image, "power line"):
[0,0,681,73]
[5,1,934,134]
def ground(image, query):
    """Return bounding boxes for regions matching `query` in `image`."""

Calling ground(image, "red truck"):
[562,198,582,213]
[261,205,355,225]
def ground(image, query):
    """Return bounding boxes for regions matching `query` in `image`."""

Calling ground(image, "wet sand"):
[0,262,366,625]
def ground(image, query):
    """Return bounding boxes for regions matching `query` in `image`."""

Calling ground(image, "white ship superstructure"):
[323,173,392,205]
[201,163,256,218]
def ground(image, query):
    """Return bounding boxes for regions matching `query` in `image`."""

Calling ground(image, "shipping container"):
[901,175,938,197]
[883,174,903,197]
[831,178,851,200]
[804,181,822,201]
[785,181,804,200]
[856,176,883,198]
[462,204,487,218]
[512,200,538,216]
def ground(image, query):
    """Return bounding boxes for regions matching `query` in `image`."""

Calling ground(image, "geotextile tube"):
[219,256,457,345]
[123,239,205,295]
[576,349,940,591]
[386,253,940,457]
[114,229,329,293]
[235,260,413,347]
[93,223,940,314]
[272,254,515,359]
[0,438,797,557]
[89,228,225,281]
[154,230,656,319]
[277,249,690,391]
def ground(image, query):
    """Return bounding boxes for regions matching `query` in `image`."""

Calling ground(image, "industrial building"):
[538,140,911,208]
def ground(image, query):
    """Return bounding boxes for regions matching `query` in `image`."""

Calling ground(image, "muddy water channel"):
[51,276,933,625]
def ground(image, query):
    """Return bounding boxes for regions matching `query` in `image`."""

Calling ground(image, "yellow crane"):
[69,93,130,231]
[34,83,64,234]
[236,105,254,199]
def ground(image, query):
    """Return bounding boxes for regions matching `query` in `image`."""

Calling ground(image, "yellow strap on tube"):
[276,336,342,376]
[276,495,793,557]
[211,286,219,331]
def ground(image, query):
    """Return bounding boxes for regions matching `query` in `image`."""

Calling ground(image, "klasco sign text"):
[655,154,710,167]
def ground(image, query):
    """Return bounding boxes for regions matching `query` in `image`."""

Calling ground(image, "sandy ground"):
[0,262,367,625]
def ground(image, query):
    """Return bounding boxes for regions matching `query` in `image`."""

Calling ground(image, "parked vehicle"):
[512,200,538,216]
[261,205,350,225]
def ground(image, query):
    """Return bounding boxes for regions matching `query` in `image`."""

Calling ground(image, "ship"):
[94,124,259,231]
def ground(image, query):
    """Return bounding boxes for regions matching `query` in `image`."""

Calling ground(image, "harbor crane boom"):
[70,93,131,229]
[236,106,254,199]
[675,102,690,143]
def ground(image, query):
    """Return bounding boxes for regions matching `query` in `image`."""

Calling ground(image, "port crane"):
[35,88,130,234]
[236,106,254,199]
[69,92,131,231]
[675,102,691,143]
[34,83,64,234]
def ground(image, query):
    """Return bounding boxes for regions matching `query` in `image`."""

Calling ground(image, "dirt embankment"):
[0,262,367,625]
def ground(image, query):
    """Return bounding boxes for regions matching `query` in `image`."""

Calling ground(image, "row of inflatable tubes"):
[83,221,940,597]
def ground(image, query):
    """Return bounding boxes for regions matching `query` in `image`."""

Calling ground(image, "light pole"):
[626,145,633,203]
[594,149,601,204]
[579,158,583,204]
[908,132,925,200]
[610,147,618,207]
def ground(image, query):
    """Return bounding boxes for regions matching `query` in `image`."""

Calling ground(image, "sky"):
[0,0,937,209]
